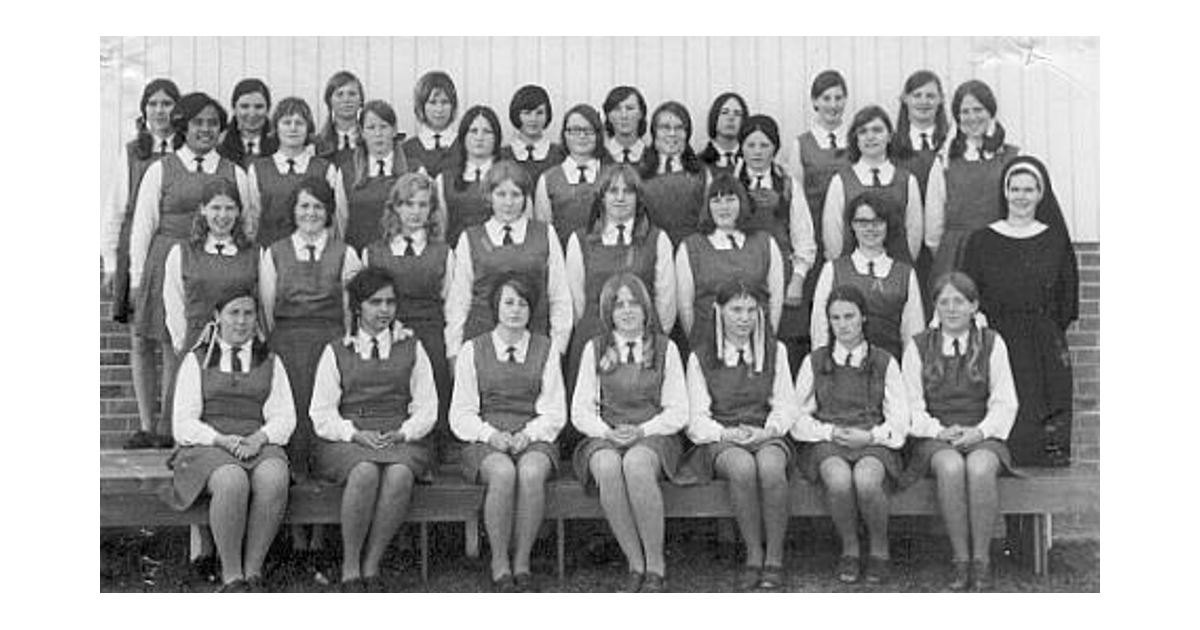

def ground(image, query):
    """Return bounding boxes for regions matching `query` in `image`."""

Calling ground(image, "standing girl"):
[500,84,566,186]
[822,106,923,264]
[697,92,748,176]
[313,71,364,164]
[640,101,709,249]
[217,79,277,169]
[100,77,180,449]
[450,276,566,591]
[571,273,689,592]
[129,92,252,449]
[402,70,459,178]
[792,284,909,585]
[245,96,347,248]
[901,271,1018,591]
[436,105,504,248]
[602,86,648,165]
[341,100,410,254]
[310,267,438,591]
[962,156,1077,467]
[534,103,608,250]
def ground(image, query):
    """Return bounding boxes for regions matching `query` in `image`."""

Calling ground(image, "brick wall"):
[97,242,1101,530]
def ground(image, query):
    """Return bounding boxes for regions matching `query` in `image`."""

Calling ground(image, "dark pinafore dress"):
[899,328,1016,488]
[442,172,493,249]
[929,145,1017,291]
[314,336,435,484]
[164,346,288,510]
[571,334,687,492]
[683,341,794,483]
[178,243,258,353]
[251,154,335,248]
[135,153,239,341]
[642,168,707,250]
[797,346,902,484]
[402,136,456,179]
[501,143,567,193]
[268,237,348,480]
[796,132,850,331]
[459,333,561,483]
[745,174,807,346]
[343,158,404,254]
[542,164,601,251]
[462,222,552,344]
[831,257,912,362]
[837,163,915,265]
[700,142,740,178]
[112,141,170,323]
[684,230,771,350]
[565,222,660,393]
[365,239,453,456]
[895,144,941,314]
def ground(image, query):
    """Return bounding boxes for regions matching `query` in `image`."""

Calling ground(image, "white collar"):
[743,166,774,188]
[602,218,636,244]
[353,327,393,359]
[722,338,754,368]
[657,152,684,174]
[486,215,529,243]
[909,124,936,149]
[612,332,644,363]
[708,228,745,250]
[367,151,396,176]
[204,235,237,255]
[562,155,599,184]
[242,133,263,153]
[939,329,971,355]
[831,340,868,366]
[418,125,456,150]
[272,150,311,172]
[151,132,175,153]
[491,329,531,362]
[812,122,848,149]
[606,137,645,163]
[389,229,428,255]
[510,134,552,161]
[291,230,329,256]
[218,337,254,371]
[851,160,895,184]
[850,249,893,277]
[709,139,741,166]
[989,219,1048,239]
[177,145,217,172]
[462,158,493,182]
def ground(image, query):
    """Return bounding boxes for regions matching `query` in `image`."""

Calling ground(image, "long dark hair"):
[349,100,407,190]
[316,71,363,152]
[583,163,654,246]
[891,70,950,160]
[133,78,182,160]
[188,178,252,249]
[922,271,987,385]
[218,78,276,164]
[948,80,1007,160]
[559,103,608,161]
[846,105,895,163]
[451,105,503,192]
[699,172,756,234]
[735,115,789,198]
[641,101,702,180]
[841,191,909,262]
[602,85,648,138]
[698,92,748,165]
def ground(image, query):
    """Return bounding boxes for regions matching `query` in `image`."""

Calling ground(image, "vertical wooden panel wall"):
[99,36,1099,239]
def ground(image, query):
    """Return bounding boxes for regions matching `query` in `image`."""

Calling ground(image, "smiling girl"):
[500,84,566,186]
[534,103,609,249]
[402,71,459,178]
[314,71,365,163]
[341,100,410,252]
[640,101,710,249]
[217,79,277,168]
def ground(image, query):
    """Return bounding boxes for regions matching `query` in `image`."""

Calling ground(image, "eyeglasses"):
[851,218,886,228]
[564,127,596,137]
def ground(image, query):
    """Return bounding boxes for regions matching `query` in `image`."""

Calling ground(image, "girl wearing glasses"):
[534,104,609,250]
[640,101,709,250]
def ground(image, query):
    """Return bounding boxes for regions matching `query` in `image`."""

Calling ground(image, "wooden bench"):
[102,450,1097,583]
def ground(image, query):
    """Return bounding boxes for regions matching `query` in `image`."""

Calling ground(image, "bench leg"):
[420,522,429,583]
[1031,513,1048,576]
[465,517,480,559]
[189,525,202,560]
[557,519,566,581]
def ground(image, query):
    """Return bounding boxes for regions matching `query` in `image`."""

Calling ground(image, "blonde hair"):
[381,172,444,242]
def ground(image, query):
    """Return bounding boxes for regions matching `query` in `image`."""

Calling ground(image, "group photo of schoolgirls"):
[100,42,1084,593]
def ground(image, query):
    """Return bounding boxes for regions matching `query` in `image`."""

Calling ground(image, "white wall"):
[99,36,1099,240]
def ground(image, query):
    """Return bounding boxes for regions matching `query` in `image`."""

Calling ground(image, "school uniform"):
[129,147,250,342]
[164,338,295,510]
[809,250,925,363]
[219,132,279,170]
[570,333,691,491]
[309,327,437,483]
[899,327,1018,487]
[822,161,924,264]
[500,134,567,189]
[445,216,572,358]
[450,330,566,483]
[402,125,457,179]
[246,150,347,248]
[605,136,646,165]
[314,126,360,167]
[894,126,944,315]
[683,339,799,482]
[698,139,742,177]
[162,237,258,353]
[342,150,409,253]
[791,341,908,484]
[676,229,784,349]
[259,231,363,479]
[363,232,455,457]
[789,127,850,335]
[641,154,708,249]
[101,133,174,323]
[437,159,495,248]
[533,156,602,250]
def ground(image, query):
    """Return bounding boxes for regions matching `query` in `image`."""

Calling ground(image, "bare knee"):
[755,448,788,488]
[209,465,250,498]
[251,458,290,499]
[965,450,1000,482]
[481,453,517,491]
[589,450,624,488]
[622,446,661,483]
[715,448,757,485]
[346,462,382,492]
[852,458,886,497]
[818,458,853,495]
[382,464,415,494]
[930,449,966,480]
[517,451,551,487]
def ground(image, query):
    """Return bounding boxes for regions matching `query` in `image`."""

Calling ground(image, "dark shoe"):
[123,430,157,450]
[189,555,219,585]
[340,577,366,593]
[758,565,785,590]
[217,579,249,593]
[623,571,644,593]
[245,575,268,593]
[736,566,761,591]
[972,560,994,591]
[948,560,971,591]
[151,433,175,448]
[863,556,890,586]
[836,555,860,584]
[492,573,516,593]
[641,572,666,593]
[513,572,535,593]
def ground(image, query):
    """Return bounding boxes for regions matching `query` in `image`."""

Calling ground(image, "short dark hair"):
[846,105,894,163]
[346,266,397,317]
[509,84,553,129]
[413,70,458,125]
[284,176,337,231]
[602,85,647,137]
[488,273,539,325]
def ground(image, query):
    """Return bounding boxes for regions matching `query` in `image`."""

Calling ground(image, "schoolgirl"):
[445,160,572,359]
[788,69,851,254]
[696,91,748,175]
[245,96,347,248]
[217,78,277,169]
[436,105,505,248]
[639,101,710,249]
[310,267,438,591]
[165,287,295,592]
[450,275,566,591]
[100,77,180,449]
[683,280,798,590]
[533,103,608,250]
[570,273,689,592]
[499,84,566,186]
[822,105,923,264]
[601,85,648,165]
[792,284,909,585]
[340,99,410,253]
[401,70,459,178]
[313,70,364,164]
